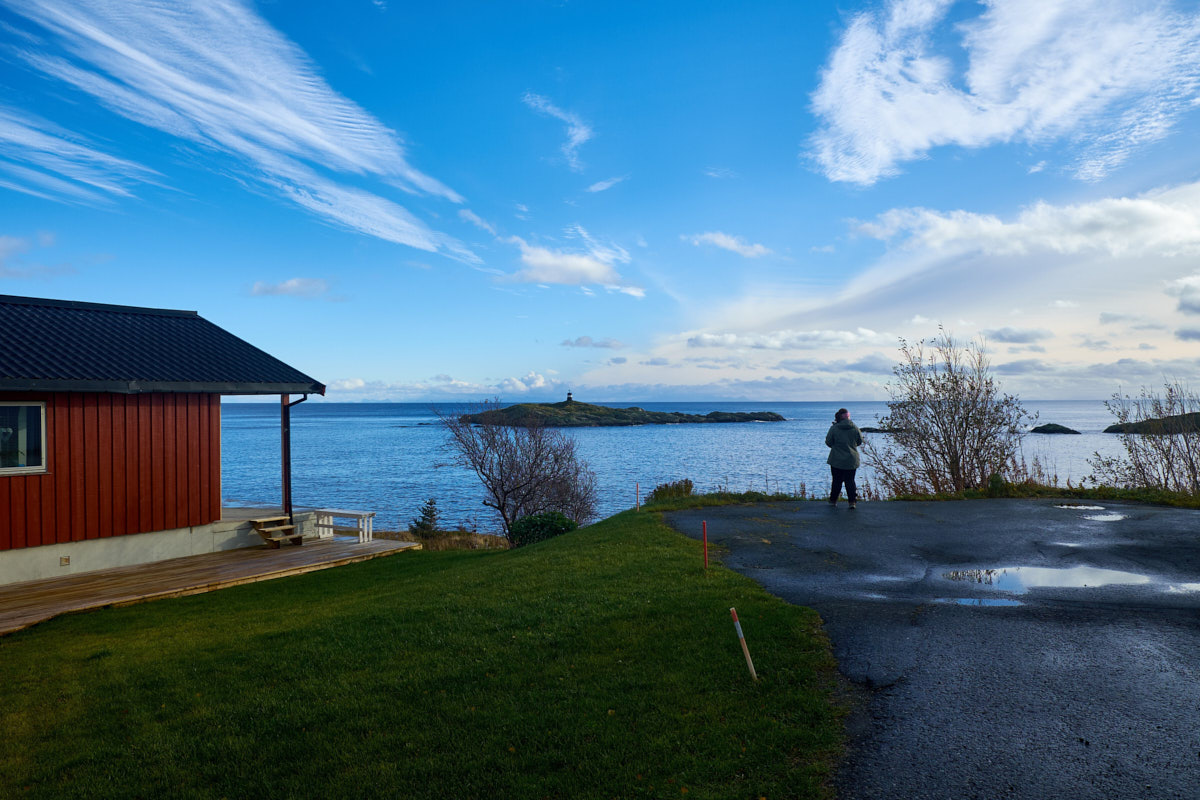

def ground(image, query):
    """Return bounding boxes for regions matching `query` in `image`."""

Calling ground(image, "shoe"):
[827,500,837,506]
[848,502,857,510]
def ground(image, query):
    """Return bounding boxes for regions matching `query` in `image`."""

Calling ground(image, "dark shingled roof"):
[0,295,325,395]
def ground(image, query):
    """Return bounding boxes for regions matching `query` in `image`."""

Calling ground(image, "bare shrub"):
[864,330,1034,496]
[439,399,599,542]
[1089,381,1200,494]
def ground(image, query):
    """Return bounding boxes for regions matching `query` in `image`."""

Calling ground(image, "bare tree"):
[864,330,1034,496]
[1089,381,1200,494]
[439,399,598,542]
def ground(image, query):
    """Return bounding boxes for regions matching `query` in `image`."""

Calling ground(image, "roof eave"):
[0,379,326,395]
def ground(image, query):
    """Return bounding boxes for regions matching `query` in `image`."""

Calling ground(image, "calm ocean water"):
[221,400,1127,533]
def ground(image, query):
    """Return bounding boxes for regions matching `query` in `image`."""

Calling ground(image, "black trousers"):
[830,466,857,503]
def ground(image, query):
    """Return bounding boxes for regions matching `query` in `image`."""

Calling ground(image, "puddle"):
[941,566,1155,592]
[1055,504,1106,511]
[937,597,1023,607]
[1083,513,1127,521]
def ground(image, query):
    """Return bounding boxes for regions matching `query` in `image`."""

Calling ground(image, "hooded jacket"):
[825,418,864,469]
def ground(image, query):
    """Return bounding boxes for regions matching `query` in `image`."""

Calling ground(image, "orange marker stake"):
[702,521,709,570]
[636,482,640,511]
[730,607,758,681]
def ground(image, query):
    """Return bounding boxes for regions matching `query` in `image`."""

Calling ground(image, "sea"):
[220,400,1128,534]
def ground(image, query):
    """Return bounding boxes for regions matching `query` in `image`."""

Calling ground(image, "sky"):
[2,0,1200,402]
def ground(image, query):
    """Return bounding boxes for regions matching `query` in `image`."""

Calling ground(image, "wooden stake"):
[636,482,640,511]
[702,521,709,570]
[730,608,758,681]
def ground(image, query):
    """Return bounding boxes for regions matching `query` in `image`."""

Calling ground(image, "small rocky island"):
[1031,423,1080,434]
[462,393,785,427]
[1104,412,1200,434]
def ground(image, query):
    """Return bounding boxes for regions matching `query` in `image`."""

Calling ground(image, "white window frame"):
[0,401,48,476]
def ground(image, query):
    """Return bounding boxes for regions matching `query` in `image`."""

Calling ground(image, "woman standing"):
[825,407,863,509]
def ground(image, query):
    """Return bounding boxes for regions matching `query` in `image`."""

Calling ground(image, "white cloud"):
[250,278,329,298]
[1050,299,1078,308]
[507,236,620,285]
[0,104,158,202]
[497,370,557,394]
[9,0,471,258]
[810,0,1200,184]
[859,182,1200,258]
[685,231,772,258]
[586,175,628,193]
[459,209,497,235]
[562,336,623,349]
[329,378,366,391]
[504,225,642,295]
[704,167,737,179]
[521,92,593,172]
[688,328,893,350]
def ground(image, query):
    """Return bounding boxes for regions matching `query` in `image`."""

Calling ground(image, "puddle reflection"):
[942,566,1155,591]
[937,597,1023,607]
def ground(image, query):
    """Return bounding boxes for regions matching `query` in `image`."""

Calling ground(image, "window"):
[0,402,46,475]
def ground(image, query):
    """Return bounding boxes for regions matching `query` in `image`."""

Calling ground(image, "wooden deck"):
[0,536,420,637]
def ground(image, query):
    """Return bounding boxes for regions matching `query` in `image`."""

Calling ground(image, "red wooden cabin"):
[0,294,324,584]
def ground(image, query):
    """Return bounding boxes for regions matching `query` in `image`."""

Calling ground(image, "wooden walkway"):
[0,536,419,637]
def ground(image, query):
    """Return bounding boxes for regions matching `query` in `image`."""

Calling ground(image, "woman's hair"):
[835,408,849,421]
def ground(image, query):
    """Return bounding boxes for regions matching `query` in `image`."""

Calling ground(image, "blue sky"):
[2,0,1200,401]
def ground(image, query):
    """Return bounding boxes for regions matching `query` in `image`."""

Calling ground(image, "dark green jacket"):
[825,419,863,469]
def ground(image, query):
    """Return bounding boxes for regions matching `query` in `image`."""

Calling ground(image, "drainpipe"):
[281,393,309,524]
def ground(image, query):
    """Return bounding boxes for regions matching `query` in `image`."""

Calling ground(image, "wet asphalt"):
[663,499,1200,800]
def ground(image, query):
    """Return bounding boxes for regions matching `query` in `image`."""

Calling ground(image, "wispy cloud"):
[685,231,772,258]
[521,92,593,171]
[688,328,893,350]
[0,105,157,203]
[7,0,471,258]
[561,336,623,349]
[586,175,628,193]
[811,0,1200,184]
[704,167,737,179]
[0,231,72,278]
[250,278,330,298]
[459,208,497,235]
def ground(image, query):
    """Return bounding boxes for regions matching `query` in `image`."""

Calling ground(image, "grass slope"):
[0,510,841,800]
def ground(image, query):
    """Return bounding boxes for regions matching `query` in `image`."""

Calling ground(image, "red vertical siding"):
[69,394,86,542]
[54,396,70,546]
[0,392,224,551]
[1,480,12,550]
[209,398,221,517]
[198,395,211,525]
[24,477,40,548]
[111,395,127,537]
[97,395,113,540]
[138,397,152,532]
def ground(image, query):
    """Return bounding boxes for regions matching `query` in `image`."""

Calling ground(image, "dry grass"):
[375,528,510,550]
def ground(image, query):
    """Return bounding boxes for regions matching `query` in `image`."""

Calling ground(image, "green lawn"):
[0,508,842,800]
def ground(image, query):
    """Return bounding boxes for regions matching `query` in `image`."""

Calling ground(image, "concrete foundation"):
[0,509,318,586]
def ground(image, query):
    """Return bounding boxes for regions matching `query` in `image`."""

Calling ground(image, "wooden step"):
[250,518,303,548]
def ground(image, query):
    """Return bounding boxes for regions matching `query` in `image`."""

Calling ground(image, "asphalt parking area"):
[664,499,1200,800]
